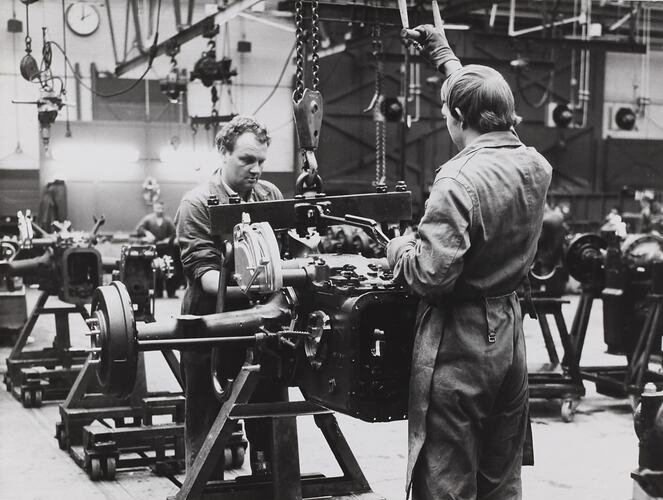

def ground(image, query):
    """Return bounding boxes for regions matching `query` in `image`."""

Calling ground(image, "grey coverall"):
[175,170,284,470]
[387,131,552,500]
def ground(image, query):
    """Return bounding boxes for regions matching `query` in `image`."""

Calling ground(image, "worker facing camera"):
[391,24,552,500]
[134,200,181,298]
[175,115,285,476]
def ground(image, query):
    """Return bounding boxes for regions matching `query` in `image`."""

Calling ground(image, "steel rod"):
[138,336,257,350]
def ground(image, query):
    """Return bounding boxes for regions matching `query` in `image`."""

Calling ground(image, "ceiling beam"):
[114,0,262,77]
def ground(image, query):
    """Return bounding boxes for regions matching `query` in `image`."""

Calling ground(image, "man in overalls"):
[389,25,552,500]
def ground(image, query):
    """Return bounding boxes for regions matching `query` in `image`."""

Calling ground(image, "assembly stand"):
[55,352,186,481]
[172,354,383,500]
[570,278,663,400]
[525,297,585,422]
[3,290,89,407]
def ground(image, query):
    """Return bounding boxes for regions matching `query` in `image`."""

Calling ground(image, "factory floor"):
[0,286,645,500]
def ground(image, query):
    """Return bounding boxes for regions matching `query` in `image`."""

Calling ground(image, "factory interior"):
[1,1,663,499]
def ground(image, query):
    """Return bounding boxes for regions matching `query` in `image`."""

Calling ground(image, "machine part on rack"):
[2,213,106,305]
[565,233,607,286]
[233,220,283,295]
[602,233,663,356]
[116,244,164,322]
[91,279,293,399]
[621,234,663,270]
[92,203,417,421]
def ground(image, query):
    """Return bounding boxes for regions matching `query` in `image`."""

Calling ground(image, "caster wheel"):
[104,457,117,480]
[232,446,246,469]
[33,389,43,408]
[89,458,103,481]
[56,426,68,451]
[223,447,233,469]
[22,391,33,408]
[4,377,11,393]
[560,399,575,423]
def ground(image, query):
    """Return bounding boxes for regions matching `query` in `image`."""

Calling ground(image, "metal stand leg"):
[627,297,663,392]
[176,364,261,499]
[172,362,382,500]
[9,290,49,358]
[568,288,596,367]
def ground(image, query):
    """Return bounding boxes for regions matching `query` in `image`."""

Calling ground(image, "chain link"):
[24,1,32,53]
[311,0,320,91]
[293,0,305,102]
[372,24,386,186]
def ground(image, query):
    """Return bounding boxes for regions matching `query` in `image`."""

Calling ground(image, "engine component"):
[233,220,283,294]
[565,233,607,287]
[1,212,105,305]
[90,218,417,421]
[112,244,164,322]
[602,233,663,355]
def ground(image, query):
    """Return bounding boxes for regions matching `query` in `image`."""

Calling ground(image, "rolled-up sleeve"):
[387,177,473,299]
[175,198,222,282]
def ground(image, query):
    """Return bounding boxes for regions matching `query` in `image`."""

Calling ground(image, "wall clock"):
[65,2,100,37]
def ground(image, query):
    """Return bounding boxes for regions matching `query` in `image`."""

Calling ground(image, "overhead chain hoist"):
[159,47,187,104]
[292,0,324,195]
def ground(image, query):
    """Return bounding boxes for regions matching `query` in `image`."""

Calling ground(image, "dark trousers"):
[180,349,288,472]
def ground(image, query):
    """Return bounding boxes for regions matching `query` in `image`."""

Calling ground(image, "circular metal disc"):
[233,222,283,294]
[91,281,137,398]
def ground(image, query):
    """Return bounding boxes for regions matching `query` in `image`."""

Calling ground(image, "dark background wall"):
[0,170,40,216]
[315,28,663,221]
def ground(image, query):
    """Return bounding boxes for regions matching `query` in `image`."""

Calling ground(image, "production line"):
[2,1,663,500]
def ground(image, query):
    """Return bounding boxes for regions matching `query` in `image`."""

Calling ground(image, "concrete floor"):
[0,286,645,500]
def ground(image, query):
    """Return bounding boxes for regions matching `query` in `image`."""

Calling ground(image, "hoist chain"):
[292,0,324,194]
[210,86,219,115]
[368,24,386,186]
[294,0,321,101]
[310,0,320,91]
[24,2,31,53]
[293,0,306,102]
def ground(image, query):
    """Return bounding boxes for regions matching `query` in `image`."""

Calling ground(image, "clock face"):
[66,3,100,37]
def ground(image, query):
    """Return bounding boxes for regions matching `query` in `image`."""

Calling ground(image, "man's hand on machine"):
[401,24,462,76]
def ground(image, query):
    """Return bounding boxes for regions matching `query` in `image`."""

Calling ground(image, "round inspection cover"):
[233,222,283,294]
[566,233,607,284]
[91,281,137,398]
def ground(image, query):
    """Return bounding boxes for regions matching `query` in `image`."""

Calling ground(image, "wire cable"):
[50,0,162,99]
[253,41,296,115]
